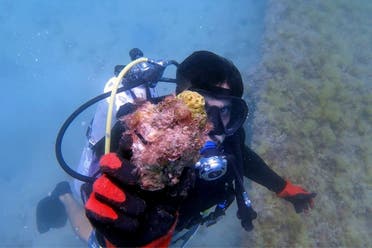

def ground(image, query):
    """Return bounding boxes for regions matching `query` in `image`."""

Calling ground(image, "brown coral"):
[120,93,212,191]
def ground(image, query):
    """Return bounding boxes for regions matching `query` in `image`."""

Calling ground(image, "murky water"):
[0,0,265,246]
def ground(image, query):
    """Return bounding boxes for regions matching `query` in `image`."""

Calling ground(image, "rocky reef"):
[243,0,371,247]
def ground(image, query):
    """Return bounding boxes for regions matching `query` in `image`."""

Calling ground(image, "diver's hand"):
[237,206,257,231]
[85,151,178,247]
[277,180,316,213]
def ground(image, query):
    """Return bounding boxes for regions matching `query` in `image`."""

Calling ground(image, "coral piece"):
[121,91,212,191]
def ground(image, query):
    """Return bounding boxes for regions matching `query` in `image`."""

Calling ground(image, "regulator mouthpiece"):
[195,141,227,181]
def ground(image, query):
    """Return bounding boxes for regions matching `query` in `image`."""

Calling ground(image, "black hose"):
[55,89,120,182]
[55,80,176,183]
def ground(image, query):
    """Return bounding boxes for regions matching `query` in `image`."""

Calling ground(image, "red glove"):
[277,180,316,213]
[85,132,189,247]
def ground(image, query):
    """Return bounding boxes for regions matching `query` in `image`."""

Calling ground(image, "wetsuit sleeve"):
[238,129,286,193]
[92,121,127,159]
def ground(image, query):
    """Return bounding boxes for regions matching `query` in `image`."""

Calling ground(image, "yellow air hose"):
[105,57,148,154]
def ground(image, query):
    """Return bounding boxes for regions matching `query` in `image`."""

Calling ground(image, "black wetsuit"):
[175,127,286,230]
[90,103,286,233]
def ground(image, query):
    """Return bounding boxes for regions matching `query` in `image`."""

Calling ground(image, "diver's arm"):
[239,129,316,212]
[237,129,286,193]
[92,120,127,160]
[242,146,286,193]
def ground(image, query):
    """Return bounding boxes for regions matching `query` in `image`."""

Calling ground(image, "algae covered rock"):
[121,91,211,191]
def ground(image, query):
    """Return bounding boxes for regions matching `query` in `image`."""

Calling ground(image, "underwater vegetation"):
[243,0,371,247]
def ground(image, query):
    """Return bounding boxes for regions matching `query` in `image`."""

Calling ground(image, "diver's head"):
[176,51,247,143]
[176,51,243,97]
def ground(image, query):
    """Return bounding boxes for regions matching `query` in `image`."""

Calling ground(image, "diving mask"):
[190,88,248,136]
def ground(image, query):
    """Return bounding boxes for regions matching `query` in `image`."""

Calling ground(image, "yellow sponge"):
[176,90,206,118]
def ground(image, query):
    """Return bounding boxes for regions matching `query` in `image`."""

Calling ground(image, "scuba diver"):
[37,49,316,247]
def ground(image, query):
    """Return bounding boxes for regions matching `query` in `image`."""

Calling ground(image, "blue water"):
[0,1,265,246]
